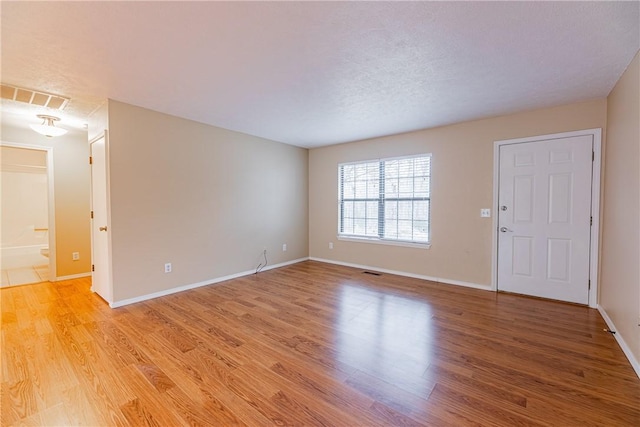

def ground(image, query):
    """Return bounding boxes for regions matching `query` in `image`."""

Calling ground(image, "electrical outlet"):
[164,263,172,273]
[282,243,287,252]
[72,252,80,261]
[480,209,491,218]
[329,242,334,250]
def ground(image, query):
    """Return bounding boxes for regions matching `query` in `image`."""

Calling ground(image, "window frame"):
[337,154,432,248]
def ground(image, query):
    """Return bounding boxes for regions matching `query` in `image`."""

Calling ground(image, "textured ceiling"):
[1,1,638,148]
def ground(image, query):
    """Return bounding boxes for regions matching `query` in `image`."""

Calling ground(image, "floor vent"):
[1,83,69,110]
[363,271,382,276]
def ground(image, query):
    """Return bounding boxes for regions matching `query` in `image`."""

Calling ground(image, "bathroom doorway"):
[0,143,56,287]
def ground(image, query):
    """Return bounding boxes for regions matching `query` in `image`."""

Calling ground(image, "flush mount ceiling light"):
[30,114,68,137]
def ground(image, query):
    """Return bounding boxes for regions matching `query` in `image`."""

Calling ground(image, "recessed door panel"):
[549,149,573,164]
[513,176,534,223]
[512,237,533,277]
[514,152,535,167]
[548,173,572,224]
[547,238,571,282]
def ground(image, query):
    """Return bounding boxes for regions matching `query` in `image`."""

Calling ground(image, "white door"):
[89,133,112,303]
[497,135,593,304]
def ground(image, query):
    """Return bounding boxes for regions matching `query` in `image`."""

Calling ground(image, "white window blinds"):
[338,154,431,244]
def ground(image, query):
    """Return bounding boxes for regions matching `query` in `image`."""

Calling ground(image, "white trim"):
[492,128,602,308]
[338,152,433,167]
[309,257,491,291]
[0,141,57,280]
[109,257,309,308]
[54,272,92,281]
[589,130,602,308]
[597,305,640,379]
[337,236,431,249]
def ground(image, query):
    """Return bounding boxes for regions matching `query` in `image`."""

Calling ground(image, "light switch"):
[480,209,491,218]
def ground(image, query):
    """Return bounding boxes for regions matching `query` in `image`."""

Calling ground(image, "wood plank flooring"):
[1,260,639,426]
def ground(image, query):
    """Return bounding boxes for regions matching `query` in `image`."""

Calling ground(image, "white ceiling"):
[1,1,638,148]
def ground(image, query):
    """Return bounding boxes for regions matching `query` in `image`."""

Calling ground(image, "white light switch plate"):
[480,209,491,218]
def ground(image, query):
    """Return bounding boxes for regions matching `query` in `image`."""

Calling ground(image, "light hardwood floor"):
[1,261,639,426]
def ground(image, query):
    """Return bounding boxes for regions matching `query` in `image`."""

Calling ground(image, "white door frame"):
[492,129,602,308]
[0,141,57,280]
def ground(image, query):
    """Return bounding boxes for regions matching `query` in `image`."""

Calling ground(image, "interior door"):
[497,135,593,304]
[89,132,112,303]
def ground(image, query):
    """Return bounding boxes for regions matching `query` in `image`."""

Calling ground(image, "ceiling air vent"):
[1,84,69,110]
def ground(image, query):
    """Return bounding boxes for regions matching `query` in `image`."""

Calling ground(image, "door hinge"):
[588,280,591,290]
[92,264,95,272]
[592,151,595,161]
[89,156,93,165]
[90,210,94,219]
[590,216,593,226]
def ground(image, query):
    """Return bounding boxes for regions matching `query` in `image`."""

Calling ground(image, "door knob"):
[500,227,512,233]
[99,226,108,232]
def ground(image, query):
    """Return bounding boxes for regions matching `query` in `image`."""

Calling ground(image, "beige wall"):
[0,124,92,277]
[600,51,640,365]
[105,100,308,303]
[309,99,607,286]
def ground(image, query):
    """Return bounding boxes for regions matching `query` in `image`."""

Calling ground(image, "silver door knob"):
[99,226,108,232]
[500,227,512,233]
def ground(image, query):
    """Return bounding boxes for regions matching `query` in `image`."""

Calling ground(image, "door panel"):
[90,133,111,303]
[513,175,534,223]
[498,135,592,304]
[548,173,572,223]
[547,238,571,281]
[512,237,533,277]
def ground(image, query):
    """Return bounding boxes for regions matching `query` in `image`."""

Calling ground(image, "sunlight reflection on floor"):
[335,284,436,395]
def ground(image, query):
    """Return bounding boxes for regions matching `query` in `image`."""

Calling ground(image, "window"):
[338,154,431,245]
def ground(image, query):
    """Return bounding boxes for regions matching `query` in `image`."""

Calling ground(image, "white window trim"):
[338,235,431,249]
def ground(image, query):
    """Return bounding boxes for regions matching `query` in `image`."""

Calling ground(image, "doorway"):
[0,143,56,287]
[492,129,601,307]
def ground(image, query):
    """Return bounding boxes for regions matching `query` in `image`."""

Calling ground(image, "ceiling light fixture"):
[29,114,68,137]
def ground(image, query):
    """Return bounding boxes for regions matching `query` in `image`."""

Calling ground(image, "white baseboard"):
[109,257,309,308]
[597,305,640,379]
[308,257,491,291]
[53,272,92,281]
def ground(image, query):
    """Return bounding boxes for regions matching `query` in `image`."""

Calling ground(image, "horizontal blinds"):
[339,155,431,243]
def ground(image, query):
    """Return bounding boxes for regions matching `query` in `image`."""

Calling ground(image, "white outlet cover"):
[480,209,491,218]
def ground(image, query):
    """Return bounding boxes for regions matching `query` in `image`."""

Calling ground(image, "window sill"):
[337,235,431,249]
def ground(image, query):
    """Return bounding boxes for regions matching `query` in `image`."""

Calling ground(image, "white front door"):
[89,132,112,303]
[497,135,593,304]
